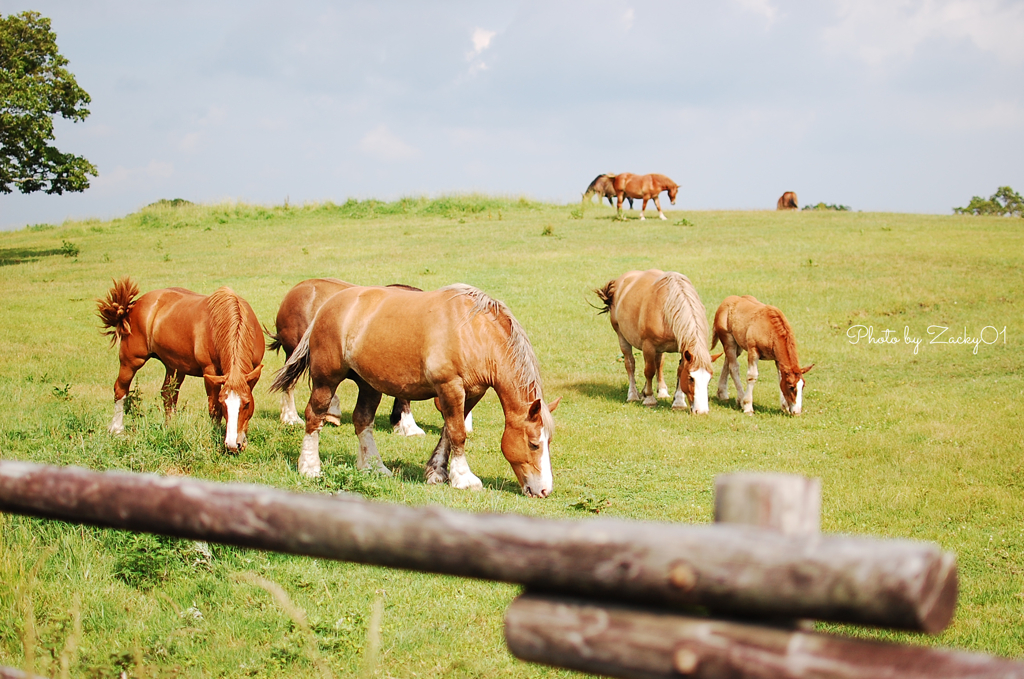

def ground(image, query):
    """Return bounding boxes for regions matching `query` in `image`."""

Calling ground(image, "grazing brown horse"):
[266,278,453,436]
[777,192,799,210]
[583,174,633,209]
[613,173,679,220]
[711,295,813,415]
[595,270,714,414]
[97,277,264,451]
[271,284,559,497]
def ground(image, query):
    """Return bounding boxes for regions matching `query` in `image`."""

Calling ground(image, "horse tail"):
[660,273,712,371]
[592,279,616,314]
[96,276,141,347]
[270,324,311,394]
[263,324,284,354]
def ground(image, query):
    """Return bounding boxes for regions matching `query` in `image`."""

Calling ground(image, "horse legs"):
[325,393,343,426]
[280,386,304,425]
[432,388,482,491]
[391,397,425,436]
[672,357,689,410]
[160,366,186,423]
[352,380,391,476]
[299,378,338,477]
[655,353,670,399]
[617,333,641,402]
[654,195,666,220]
[640,344,660,407]
[640,198,649,220]
[741,350,760,415]
[109,354,147,434]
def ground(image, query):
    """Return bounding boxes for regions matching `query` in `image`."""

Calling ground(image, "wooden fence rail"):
[0,460,956,632]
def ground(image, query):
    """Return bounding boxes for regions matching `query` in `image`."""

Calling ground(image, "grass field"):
[1,196,1022,677]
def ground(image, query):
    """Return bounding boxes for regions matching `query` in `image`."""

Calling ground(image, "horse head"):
[677,350,711,414]
[778,363,813,415]
[501,397,560,498]
[205,364,263,451]
[667,183,679,205]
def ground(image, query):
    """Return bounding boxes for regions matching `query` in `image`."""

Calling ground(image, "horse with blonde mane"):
[271,284,559,497]
[266,278,461,436]
[97,277,264,451]
[612,173,679,220]
[594,269,714,413]
[711,295,814,415]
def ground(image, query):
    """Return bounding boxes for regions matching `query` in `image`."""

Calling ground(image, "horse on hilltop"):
[271,284,559,497]
[711,295,813,415]
[583,174,633,209]
[612,173,679,220]
[594,269,714,414]
[266,278,462,436]
[777,192,799,210]
[97,277,264,451]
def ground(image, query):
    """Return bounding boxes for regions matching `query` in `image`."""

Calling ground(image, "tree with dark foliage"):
[1,11,97,194]
[953,186,1023,218]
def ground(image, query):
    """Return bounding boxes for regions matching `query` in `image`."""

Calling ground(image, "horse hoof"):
[298,464,322,478]
[451,473,484,491]
[281,414,303,426]
[425,467,449,485]
[393,423,426,436]
[324,414,342,427]
[642,397,657,407]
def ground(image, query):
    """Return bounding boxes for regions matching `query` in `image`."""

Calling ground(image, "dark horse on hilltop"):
[583,174,633,209]
[97,277,264,452]
[613,173,679,220]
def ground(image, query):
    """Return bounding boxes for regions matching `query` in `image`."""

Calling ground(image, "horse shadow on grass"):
[0,246,65,266]
[564,380,627,403]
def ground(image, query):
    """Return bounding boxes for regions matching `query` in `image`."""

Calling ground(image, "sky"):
[2,0,1023,229]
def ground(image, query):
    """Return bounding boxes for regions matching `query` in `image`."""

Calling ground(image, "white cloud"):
[92,160,175,192]
[824,0,1024,65]
[358,124,418,162]
[735,0,778,26]
[469,28,496,59]
[621,8,635,30]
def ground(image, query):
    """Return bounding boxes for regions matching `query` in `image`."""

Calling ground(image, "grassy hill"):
[1,197,1022,677]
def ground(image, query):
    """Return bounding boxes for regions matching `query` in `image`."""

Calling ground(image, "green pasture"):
[1,197,1022,677]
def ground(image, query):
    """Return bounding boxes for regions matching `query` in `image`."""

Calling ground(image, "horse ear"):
[711,351,724,362]
[528,399,543,420]
[683,350,693,363]
[547,396,561,413]
[245,364,263,386]
[204,374,227,388]
[801,363,815,375]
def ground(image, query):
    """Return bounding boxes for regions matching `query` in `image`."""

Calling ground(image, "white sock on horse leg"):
[109,397,125,434]
[298,431,322,477]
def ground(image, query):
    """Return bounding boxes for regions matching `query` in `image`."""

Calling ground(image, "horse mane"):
[657,273,712,371]
[207,287,253,390]
[442,284,545,404]
[764,306,799,370]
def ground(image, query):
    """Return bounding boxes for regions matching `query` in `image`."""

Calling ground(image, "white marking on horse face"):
[523,430,553,498]
[793,378,804,415]
[224,391,241,450]
[691,369,711,414]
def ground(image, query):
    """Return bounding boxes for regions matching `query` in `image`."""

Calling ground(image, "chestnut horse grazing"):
[613,173,679,220]
[266,278,453,436]
[595,270,713,414]
[271,284,559,497]
[583,174,633,209]
[97,277,264,450]
[777,192,799,210]
[711,295,813,415]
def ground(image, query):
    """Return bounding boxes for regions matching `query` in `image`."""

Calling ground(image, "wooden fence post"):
[714,472,821,536]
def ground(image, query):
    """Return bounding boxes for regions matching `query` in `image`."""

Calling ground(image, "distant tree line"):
[953,186,1023,218]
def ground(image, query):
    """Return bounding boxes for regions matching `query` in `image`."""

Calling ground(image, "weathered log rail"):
[1,460,1021,678]
[0,460,954,631]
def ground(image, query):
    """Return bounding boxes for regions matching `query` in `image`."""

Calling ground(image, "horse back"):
[127,288,212,375]
[608,270,676,349]
[716,295,793,361]
[273,278,355,356]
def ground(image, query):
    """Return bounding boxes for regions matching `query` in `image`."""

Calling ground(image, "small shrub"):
[110,533,194,588]
[801,202,850,212]
[147,198,192,208]
[567,494,611,514]
[52,383,72,400]
[59,240,80,257]
[673,218,694,226]
[954,186,1024,217]
[568,207,583,220]
[27,223,55,231]
[541,225,554,236]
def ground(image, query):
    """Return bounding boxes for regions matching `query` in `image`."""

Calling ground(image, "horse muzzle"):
[522,483,551,498]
